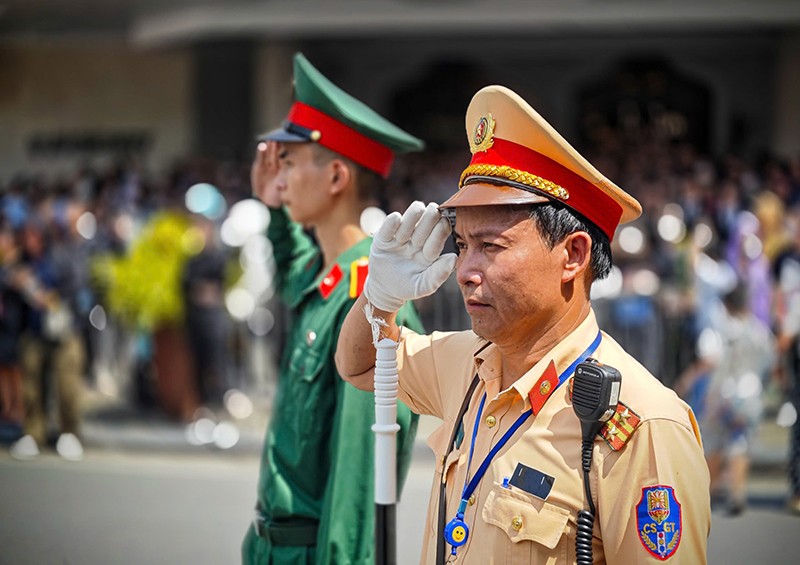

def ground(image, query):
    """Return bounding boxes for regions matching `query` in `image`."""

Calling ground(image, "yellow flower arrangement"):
[93,211,203,330]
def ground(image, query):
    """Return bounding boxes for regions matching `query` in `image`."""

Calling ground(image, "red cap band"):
[287,102,395,178]
[467,138,623,239]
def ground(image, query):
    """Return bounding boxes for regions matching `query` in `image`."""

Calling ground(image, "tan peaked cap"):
[441,85,642,240]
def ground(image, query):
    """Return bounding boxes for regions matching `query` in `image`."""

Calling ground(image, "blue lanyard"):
[456,330,603,515]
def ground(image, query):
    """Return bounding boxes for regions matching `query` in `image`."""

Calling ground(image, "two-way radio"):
[571,357,622,565]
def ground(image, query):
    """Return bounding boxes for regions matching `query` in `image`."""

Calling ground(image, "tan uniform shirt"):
[397,310,710,564]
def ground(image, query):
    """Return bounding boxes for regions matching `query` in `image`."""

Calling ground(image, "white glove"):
[364,201,457,313]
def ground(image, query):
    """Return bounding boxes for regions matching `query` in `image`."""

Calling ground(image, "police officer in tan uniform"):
[336,85,710,563]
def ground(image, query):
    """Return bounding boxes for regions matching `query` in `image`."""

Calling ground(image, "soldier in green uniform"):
[242,53,425,565]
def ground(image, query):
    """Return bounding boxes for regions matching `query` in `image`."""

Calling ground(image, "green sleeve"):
[315,376,419,565]
[267,206,321,306]
[315,379,377,565]
[314,305,422,565]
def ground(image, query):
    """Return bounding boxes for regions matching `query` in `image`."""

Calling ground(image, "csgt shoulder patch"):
[636,485,682,560]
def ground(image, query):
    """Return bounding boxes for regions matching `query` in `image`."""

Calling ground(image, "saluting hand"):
[251,141,283,209]
[364,201,457,313]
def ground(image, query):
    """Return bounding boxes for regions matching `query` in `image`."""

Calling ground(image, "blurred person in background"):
[0,217,26,441]
[773,206,800,515]
[181,213,232,411]
[726,209,773,328]
[754,190,790,262]
[242,53,424,564]
[1,176,31,231]
[51,193,97,387]
[700,283,776,516]
[9,211,87,461]
[672,250,734,417]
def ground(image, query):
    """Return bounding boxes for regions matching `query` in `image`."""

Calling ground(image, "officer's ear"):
[561,231,591,284]
[329,159,352,196]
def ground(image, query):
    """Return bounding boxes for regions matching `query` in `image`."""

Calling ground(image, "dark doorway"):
[577,58,712,154]
[194,40,254,162]
[390,59,493,152]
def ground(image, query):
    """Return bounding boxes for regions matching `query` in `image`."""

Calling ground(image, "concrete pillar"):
[253,42,297,140]
[193,40,254,161]
[773,32,800,159]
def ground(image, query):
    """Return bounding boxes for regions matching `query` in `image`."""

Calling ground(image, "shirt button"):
[511,516,523,531]
[539,380,552,396]
[468,495,476,506]
[306,330,317,346]
[485,415,496,428]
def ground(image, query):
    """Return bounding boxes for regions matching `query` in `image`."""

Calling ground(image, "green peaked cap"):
[293,53,424,153]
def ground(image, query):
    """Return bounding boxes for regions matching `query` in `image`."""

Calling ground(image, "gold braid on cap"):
[459,164,570,201]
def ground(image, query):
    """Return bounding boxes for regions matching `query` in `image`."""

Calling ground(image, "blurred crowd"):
[1,136,799,512]
[0,156,255,457]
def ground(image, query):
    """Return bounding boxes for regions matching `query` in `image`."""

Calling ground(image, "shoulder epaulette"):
[349,257,369,298]
[599,402,641,451]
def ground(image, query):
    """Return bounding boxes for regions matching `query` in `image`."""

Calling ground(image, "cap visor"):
[440,181,551,209]
[257,127,309,143]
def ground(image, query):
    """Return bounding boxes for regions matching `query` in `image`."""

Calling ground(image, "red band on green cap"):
[287,102,394,178]
[468,138,623,239]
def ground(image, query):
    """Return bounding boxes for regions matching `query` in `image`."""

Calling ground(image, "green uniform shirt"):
[243,207,422,565]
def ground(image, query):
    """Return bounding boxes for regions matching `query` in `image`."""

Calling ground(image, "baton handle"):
[373,338,400,505]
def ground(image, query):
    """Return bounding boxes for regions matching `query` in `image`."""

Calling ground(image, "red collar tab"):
[467,138,622,240]
[528,360,559,415]
[319,263,343,299]
[287,102,394,178]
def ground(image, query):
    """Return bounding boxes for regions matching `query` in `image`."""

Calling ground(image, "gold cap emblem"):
[469,114,495,154]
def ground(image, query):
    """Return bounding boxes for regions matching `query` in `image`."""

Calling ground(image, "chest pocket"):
[286,339,329,438]
[482,485,570,562]
[288,340,325,383]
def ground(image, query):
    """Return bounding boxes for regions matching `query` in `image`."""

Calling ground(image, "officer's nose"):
[456,250,483,288]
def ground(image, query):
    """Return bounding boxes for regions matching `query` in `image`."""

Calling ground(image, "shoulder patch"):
[599,402,641,451]
[349,257,369,298]
[636,485,682,560]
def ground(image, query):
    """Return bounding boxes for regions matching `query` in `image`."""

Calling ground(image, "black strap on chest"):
[435,372,480,565]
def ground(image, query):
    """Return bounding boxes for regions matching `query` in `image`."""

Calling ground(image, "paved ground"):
[3,386,799,564]
[1,431,798,565]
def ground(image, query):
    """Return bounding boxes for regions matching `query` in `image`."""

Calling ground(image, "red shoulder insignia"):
[600,402,641,451]
[349,257,369,298]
